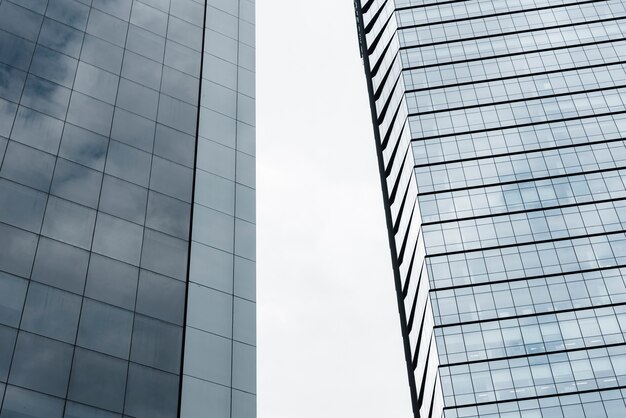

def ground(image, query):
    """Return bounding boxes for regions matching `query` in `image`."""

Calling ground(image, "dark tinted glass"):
[1,141,56,191]
[68,348,128,413]
[125,363,179,418]
[146,191,191,239]
[140,229,188,280]
[50,158,103,208]
[31,237,90,294]
[80,34,124,74]
[41,196,97,249]
[10,106,64,154]
[99,175,148,224]
[92,212,144,265]
[64,402,123,418]
[8,331,73,397]
[0,325,17,381]
[21,283,82,343]
[111,108,156,152]
[21,75,71,119]
[59,124,109,171]
[0,178,47,233]
[1,385,64,418]
[136,269,185,325]
[85,254,139,310]
[105,140,151,187]
[0,223,38,277]
[38,17,84,58]
[77,299,134,358]
[0,273,27,327]
[131,314,182,373]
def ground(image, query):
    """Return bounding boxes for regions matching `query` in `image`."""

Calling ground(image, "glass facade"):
[355,0,626,417]
[0,0,254,416]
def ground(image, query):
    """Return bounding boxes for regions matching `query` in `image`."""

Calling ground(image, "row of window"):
[412,111,626,166]
[423,199,626,254]
[409,86,626,140]
[441,344,626,406]
[428,232,626,288]
[444,388,626,418]
[407,62,626,115]
[420,168,626,223]
[396,0,583,27]
[415,139,626,194]
[404,38,626,91]
[435,304,626,364]
[401,18,626,68]
[400,0,624,48]
[431,267,626,325]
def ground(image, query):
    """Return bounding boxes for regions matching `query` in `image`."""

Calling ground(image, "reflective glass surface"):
[0,0,255,416]
[356,0,626,416]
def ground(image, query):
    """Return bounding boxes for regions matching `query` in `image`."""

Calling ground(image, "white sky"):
[257,1,414,416]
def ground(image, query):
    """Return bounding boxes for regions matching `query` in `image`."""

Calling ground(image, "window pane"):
[31,237,89,294]
[8,331,73,397]
[77,299,133,359]
[21,282,81,343]
[50,158,102,208]
[136,269,185,325]
[130,314,182,373]
[0,272,27,327]
[1,385,64,418]
[124,363,179,418]
[92,212,144,266]
[85,254,138,310]
[98,175,148,225]
[140,228,188,281]
[41,196,97,250]
[68,348,127,413]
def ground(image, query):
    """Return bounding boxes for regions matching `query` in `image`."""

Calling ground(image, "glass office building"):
[0,0,255,416]
[355,0,626,417]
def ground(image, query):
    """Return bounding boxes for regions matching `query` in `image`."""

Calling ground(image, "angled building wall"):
[356,0,626,417]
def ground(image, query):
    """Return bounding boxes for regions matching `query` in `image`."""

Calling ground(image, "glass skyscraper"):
[0,0,255,416]
[355,0,626,417]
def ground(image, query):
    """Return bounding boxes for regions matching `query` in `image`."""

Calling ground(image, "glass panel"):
[187,283,232,338]
[10,106,64,154]
[41,196,97,249]
[0,273,27,327]
[68,348,127,413]
[31,237,89,294]
[0,325,17,382]
[183,327,231,385]
[124,363,179,418]
[77,299,133,359]
[98,175,148,225]
[50,158,103,208]
[1,141,56,191]
[232,341,255,394]
[189,242,233,293]
[21,282,82,343]
[180,376,230,418]
[8,331,73,397]
[85,254,138,310]
[59,124,109,171]
[146,191,191,239]
[130,314,182,373]
[136,269,185,325]
[0,223,38,277]
[0,385,64,418]
[0,178,47,233]
[140,228,188,281]
[92,212,144,266]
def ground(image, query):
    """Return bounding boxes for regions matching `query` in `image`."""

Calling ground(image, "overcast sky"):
[257,1,413,416]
